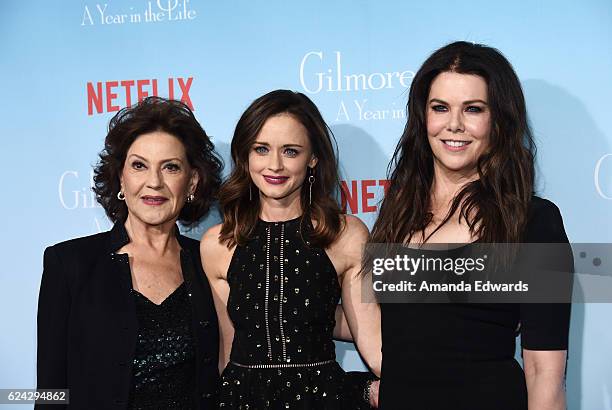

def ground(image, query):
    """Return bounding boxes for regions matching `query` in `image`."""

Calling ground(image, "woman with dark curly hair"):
[373,42,571,409]
[36,97,223,409]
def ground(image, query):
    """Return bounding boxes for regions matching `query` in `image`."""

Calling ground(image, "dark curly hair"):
[93,96,223,226]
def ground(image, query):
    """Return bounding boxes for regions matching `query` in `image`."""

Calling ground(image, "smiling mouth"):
[442,139,472,148]
[142,196,168,205]
[263,175,289,185]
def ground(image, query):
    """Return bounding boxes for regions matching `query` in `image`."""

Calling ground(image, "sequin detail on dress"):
[220,217,372,409]
[128,282,196,409]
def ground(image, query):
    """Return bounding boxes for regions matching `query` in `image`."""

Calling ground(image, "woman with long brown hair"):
[200,90,381,408]
[372,42,571,409]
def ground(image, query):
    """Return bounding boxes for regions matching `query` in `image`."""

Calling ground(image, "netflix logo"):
[86,77,194,115]
[341,179,389,214]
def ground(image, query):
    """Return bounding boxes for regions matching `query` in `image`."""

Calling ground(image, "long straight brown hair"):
[219,90,343,248]
[371,41,535,245]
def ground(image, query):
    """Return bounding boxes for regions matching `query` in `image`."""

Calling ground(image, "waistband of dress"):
[230,359,335,369]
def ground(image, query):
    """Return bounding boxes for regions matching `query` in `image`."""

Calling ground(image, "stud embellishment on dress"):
[264,226,273,360]
[230,359,334,369]
[279,223,288,362]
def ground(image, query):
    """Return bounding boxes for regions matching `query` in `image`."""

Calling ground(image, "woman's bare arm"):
[331,215,382,377]
[200,224,235,373]
[523,349,567,410]
[333,304,353,342]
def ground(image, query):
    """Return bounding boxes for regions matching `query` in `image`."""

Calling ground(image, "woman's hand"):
[369,379,380,408]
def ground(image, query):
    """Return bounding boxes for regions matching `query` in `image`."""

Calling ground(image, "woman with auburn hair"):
[372,42,571,409]
[201,89,381,408]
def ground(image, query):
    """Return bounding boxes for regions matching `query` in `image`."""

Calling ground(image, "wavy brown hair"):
[371,41,535,245]
[93,96,223,226]
[219,90,343,248]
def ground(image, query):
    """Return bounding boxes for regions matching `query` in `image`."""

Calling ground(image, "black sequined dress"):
[220,217,372,409]
[128,282,197,409]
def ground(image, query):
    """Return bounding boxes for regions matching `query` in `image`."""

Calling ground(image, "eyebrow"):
[429,98,488,105]
[128,154,184,163]
[253,141,304,148]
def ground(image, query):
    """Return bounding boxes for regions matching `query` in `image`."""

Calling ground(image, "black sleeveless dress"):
[379,197,572,410]
[219,217,372,409]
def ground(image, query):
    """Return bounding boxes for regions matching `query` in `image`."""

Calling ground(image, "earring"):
[117,191,125,201]
[187,193,194,203]
[249,184,252,201]
[308,172,315,205]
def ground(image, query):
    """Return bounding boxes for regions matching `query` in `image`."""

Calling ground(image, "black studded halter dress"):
[219,217,373,409]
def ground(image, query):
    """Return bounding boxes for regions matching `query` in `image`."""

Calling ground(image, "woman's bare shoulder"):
[338,214,369,244]
[327,214,369,264]
[200,224,235,278]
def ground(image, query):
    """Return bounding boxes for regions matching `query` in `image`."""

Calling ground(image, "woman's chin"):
[128,210,177,228]
[434,160,478,176]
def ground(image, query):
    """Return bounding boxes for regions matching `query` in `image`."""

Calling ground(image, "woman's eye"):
[254,146,269,154]
[284,148,299,158]
[466,106,483,113]
[431,105,447,112]
[132,161,146,170]
[164,163,180,172]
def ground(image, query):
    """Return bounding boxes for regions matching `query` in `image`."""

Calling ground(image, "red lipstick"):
[263,175,289,185]
[142,196,168,205]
